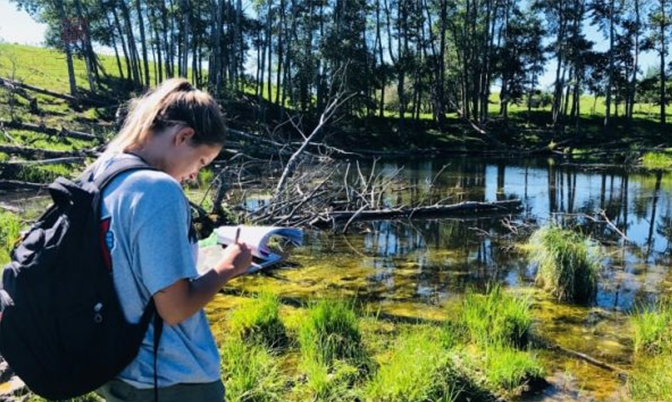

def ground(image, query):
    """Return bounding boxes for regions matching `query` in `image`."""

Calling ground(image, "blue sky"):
[0,0,659,90]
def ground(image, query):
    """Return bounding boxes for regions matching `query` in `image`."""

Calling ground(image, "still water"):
[203,156,672,401]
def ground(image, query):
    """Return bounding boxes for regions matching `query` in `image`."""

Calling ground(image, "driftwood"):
[307,200,522,227]
[1,120,102,142]
[0,144,98,159]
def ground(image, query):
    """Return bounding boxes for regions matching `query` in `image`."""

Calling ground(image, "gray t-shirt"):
[92,154,220,388]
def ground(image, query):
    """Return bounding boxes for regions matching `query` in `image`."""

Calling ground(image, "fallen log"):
[0,76,115,107]
[2,120,102,142]
[308,199,522,226]
[2,157,86,166]
[531,335,627,378]
[0,180,46,191]
[0,144,98,159]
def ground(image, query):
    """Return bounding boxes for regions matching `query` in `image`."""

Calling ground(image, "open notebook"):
[215,225,303,273]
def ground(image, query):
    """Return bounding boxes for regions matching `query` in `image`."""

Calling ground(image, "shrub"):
[528,225,600,303]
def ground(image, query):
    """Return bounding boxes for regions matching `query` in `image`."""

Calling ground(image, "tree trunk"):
[659,0,667,126]
[604,0,615,128]
[135,0,151,87]
[55,0,78,98]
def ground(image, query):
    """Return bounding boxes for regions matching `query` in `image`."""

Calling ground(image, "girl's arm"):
[153,243,252,325]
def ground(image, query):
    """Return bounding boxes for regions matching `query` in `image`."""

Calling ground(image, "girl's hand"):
[220,241,253,277]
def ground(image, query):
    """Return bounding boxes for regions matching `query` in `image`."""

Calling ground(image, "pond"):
[201,156,672,401]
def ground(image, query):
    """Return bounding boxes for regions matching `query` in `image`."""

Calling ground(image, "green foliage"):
[220,337,285,402]
[28,393,102,402]
[528,225,600,303]
[628,352,672,402]
[459,286,532,348]
[630,301,672,355]
[366,328,461,402]
[0,211,21,266]
[482,345,545,392]
[298,299,366,366]
[228,291,288,350]
[297,299,371,400]
[640,152,672,170]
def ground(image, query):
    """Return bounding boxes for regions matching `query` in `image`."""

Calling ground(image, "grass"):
[459,286,532,348]
[628,352,672,401]
[297,299,367,367]
[630,300,672,355]
[481,345,545,392]
[628,300,672,401]
[0,211,21,266]
[640,152,672,170]
[296,299,372,401]
[228,291,288,350]
[528,225,600,303]
[365,327,461,402]
[220,337,286,402]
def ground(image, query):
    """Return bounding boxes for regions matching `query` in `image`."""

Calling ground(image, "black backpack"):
[0,157,162,400]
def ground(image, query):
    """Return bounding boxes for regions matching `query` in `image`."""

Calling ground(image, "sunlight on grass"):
[641,152,672,170]
[228,291,288,350]
[366,327,460,402]
[220,337,285,402]
[0,211,21,266]
[528,225,600,303]
[459,286,532,348]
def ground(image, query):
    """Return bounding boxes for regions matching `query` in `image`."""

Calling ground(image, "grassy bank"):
[2,43,671,156]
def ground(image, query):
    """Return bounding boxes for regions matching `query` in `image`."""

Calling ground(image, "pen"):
[234,226,241,243]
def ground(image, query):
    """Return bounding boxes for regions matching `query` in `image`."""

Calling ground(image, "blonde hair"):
[106,78,226,154]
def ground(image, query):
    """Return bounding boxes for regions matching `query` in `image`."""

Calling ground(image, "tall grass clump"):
[0,211,21,266]
[228,291,288,349]
[296,299,370,401]
[641,152,672,170]
[220,337,285,402]
[298,299,366,366]
[630,301,672,355]
[482,345,545,393]
[366,328,462,402]
[528,225,599,303]
[460,286,532,348]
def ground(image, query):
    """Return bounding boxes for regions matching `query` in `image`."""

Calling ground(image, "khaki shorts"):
[97,379,225,402]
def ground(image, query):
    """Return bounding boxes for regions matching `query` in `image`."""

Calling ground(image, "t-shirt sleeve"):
[132,181,196,296]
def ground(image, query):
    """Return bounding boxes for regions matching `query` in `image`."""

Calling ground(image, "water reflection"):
[206,156,672,400]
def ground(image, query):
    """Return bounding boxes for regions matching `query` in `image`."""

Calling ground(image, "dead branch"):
[0,76,114,107]
[0,180,46,191]
[2,120,102,142]
[2,157,86,166]
[0,144,98,159]
[309,199,522,227]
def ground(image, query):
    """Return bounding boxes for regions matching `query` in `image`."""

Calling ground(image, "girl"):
[93,78,252,402]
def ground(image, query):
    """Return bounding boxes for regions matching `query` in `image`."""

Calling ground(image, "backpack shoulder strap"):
[91,155,158,190]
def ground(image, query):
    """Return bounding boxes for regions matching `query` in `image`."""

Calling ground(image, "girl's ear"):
[174,126,195,146]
